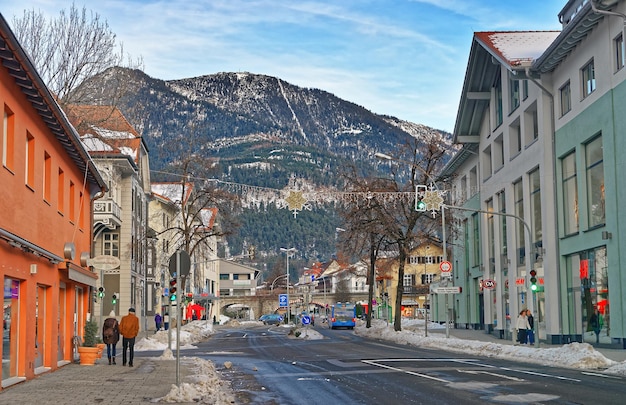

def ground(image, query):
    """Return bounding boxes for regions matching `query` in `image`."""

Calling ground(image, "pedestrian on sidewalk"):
[526,309,535,345]
[589,309,603,344]
[102,317,119,365]
[163,312,170,330]
[119,307,140,367]
[154,312,162,332]
[516,309,530,344]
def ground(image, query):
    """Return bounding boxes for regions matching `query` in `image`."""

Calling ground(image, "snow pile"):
[356,319,618,371]
[135,320,215,351]
[154,357,236,404]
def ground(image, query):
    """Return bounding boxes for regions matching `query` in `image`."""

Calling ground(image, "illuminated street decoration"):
[421,183,446,217]
[280,190,311,218]
[212,177,443,218]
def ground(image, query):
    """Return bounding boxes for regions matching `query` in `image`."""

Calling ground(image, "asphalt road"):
[170,323,626,404]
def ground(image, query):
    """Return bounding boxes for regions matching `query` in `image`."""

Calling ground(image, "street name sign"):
[435,286,461,294]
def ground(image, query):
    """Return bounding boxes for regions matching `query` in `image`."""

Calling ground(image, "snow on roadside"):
[356,319,620,372]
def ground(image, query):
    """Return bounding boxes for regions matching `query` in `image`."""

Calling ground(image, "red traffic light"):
[529,269,538,291]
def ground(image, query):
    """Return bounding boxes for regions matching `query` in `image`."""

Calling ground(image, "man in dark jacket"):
[119,308,140,367]
[102,317,120,365]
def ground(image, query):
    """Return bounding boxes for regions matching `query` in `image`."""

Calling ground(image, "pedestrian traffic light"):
[98,286,105,298]
[415,185,427,212]
[111,293,117,305]
[530,270,538,292]
[170,279,177,301]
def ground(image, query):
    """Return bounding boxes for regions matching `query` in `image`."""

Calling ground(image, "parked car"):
[259,314,283,325]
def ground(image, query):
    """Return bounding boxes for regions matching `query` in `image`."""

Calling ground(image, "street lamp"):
[270,274,288,293]
[280,247,297,324]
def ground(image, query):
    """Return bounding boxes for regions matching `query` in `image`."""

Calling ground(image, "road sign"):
[435,286,461,294]
[440,261,452,271]
[279,294,288,307]
[301,315,311,325]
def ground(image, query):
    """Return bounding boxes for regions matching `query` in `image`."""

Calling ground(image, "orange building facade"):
[0,16,106,387]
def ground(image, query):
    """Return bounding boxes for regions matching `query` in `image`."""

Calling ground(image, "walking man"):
[119,307,140,367]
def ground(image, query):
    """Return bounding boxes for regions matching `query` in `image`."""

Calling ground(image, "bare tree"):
[11,4,142,106]
[340,136,449,331]
[338,173,392,328]
[158,156,240,259]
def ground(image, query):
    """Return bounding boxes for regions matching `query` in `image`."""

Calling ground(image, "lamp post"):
[280,247,297,324]
[270,274,288,293]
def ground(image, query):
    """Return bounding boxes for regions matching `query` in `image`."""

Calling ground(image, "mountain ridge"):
[75,67,453,261]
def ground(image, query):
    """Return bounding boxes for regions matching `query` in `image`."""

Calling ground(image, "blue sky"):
[1,0,566,132]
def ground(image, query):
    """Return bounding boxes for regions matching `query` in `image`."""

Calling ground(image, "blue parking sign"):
[279,294,288,307]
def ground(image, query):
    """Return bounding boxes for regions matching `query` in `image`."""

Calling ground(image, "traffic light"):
[530,270,538,292]
[415,185,427,212]
[170,279,177,301]
[98,286,105,298]
[111,293,117,305]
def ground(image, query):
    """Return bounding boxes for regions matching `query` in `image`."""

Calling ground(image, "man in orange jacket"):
[119,307,140,367]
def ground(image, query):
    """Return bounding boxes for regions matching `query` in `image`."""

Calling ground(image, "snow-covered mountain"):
[74,67,452,260]
[76,68,450,182]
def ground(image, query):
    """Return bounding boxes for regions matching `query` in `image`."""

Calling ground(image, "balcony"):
[94,199,122,230]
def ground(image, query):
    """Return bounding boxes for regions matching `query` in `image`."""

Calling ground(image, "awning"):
[61,262,98,287]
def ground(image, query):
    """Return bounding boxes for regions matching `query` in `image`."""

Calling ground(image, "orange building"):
[0,15,106,387]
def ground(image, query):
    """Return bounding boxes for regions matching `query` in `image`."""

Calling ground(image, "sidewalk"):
[0,354,194,405]
[438,326,626,363]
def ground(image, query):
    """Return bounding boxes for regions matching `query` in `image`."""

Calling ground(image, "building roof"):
[67,105,145,165]
[453,31,559,143]
[0,14,105,193]
[151,182,194,206]
[534,0,605,73]
[474,31,561,68]
[199,207,218,230]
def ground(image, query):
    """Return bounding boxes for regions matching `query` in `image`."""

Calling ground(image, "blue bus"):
[329,302,356,329]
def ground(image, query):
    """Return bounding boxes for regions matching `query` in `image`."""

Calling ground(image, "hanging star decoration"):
[284,190,309,218]
[422,184,446,217]
[276,176,313,218]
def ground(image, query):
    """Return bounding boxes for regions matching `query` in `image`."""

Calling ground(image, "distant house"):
[0,15,106,386]
[219,259,258,297]
[375,242,444,319]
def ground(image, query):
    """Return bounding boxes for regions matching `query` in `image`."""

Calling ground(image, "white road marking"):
[457,369,525,381]
[490,393,560,402]
[581,371,622,379]
[361,360,450,383]
[500,367,580,382]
